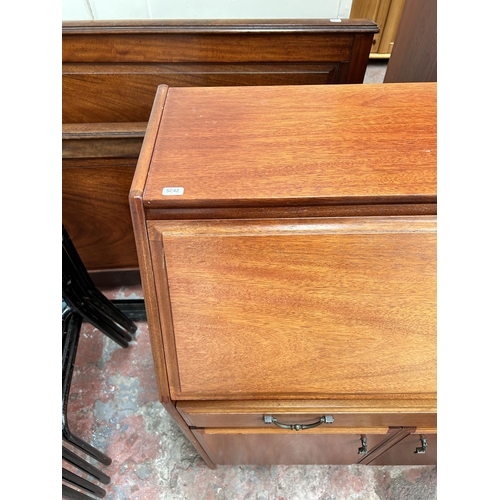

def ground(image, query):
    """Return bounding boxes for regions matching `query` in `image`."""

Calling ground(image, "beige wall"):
[62,0,353,21]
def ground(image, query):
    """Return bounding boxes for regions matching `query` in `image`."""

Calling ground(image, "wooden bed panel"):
[62,158,139,270]
[62,32,353,63]
[62,64,340,123]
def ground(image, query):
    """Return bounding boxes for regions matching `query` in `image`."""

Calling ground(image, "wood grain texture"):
[63,65,342,123]
[63,19,378,124]
[176,397,436,429]
[62,18,379,35]
[62,123,147,159]
[129,85,170,403]
[63,33,353,64]
[145,203,437,221]
[132,82,437,467]
[377,0,406,54]
[62,158,139,270]
[177,397,437,413]
[383,0,436,82]
[128,84,216,468]
[144,83,436,208]
[146,203,437,220]
[178,410,436,429]
[193,428,388,465]
[149,216,436,400]
[62,19,377,273]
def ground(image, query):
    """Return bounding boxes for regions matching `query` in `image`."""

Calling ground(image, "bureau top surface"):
[143,82,436,208]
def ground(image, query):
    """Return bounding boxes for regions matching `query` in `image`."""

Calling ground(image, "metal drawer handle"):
[415,436,428,454]
[263,415,334,431]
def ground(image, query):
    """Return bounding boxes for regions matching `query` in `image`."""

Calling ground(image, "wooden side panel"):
[193,428,389,465]
[150,216,436,400]
[129,84,170,404]
[128,85,216,468]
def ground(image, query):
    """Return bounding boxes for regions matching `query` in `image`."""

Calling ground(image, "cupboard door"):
[192,428,388,466]
[368,432,437,465]
[149,216,436,400]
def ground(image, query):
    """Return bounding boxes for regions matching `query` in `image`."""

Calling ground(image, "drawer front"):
[149,216,436,401]
[177,401,437,429]
[179,409,437,430]
[193,428,389,465]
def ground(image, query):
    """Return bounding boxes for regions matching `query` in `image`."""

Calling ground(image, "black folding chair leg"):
[63,468,106,498]
[63,446,111,485]
[62,483,95,500]
[63,225,138,335]
[62,268,134,347]
[63,433,112,466]
[62,310,112,466]
[87,289,138,334]
[68,301,133,347]
[76,299,135,343]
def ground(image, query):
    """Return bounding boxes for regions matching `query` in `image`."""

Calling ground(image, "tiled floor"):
[62,61,437,500]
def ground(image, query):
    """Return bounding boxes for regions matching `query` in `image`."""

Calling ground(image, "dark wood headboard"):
[62,19,378,282]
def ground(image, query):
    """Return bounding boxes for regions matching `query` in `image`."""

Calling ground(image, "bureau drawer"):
[192,427,389,465]
[148,216,436,401]
[177,400,437,429]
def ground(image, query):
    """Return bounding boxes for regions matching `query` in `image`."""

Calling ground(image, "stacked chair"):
[62,225,146,499]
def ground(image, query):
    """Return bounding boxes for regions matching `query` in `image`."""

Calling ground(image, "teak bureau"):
[130,82,437,468]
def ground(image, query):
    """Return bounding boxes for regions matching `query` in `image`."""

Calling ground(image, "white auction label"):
[162,187,184,196]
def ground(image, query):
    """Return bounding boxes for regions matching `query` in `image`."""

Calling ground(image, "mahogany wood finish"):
[62,19,378,274]
[144,84,436,209]
[63,19,378,124]
[130,82,437,467]
[193,428,389,465]
[62,158,139,271]
[177,399,437,429]
[366,431,437,465]
[149,217,436,400]
[62,123,147,159]
[129,86,215,468]
[383,0,436,83]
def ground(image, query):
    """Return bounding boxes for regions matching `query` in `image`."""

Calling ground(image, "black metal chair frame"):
[62,225,146,499]
[62,226,139,348]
